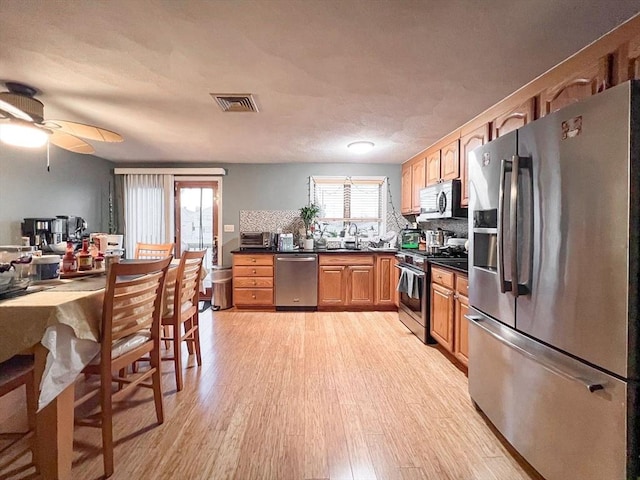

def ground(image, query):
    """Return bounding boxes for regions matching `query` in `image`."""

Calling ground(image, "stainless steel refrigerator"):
[467,80,640,480]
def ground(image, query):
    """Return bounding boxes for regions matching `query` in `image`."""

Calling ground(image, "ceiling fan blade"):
[44,119,123,142]
[0,98,34,121]
[49,130,95,154]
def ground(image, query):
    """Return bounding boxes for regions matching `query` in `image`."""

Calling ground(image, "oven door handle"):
[394,264,426,278]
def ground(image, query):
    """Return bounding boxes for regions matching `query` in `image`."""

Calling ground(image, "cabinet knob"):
[252,269,256,274]
[251,258,256,262]
[253,280,257,285]
[252,294,256,299]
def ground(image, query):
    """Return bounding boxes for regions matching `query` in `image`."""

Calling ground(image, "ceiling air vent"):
[210,93,259,113]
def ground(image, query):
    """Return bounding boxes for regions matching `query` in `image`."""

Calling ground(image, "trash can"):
[211,265,232,310]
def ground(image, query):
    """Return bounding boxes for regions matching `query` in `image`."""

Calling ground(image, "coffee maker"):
[21,216,87,250]
[21,218,56,249]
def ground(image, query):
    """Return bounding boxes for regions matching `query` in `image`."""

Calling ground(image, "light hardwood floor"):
[0,310,542,480]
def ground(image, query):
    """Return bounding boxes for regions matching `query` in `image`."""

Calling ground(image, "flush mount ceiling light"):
[347,141,375,154]
[0,121,48,148]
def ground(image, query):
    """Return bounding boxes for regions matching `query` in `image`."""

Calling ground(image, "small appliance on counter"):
[240,231,273,250]
[277,233,294,252]
[32,255,61,281]
[400,228,421,249]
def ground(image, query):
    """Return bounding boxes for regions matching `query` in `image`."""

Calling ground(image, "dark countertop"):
[231,248,397,255]
[428,258,468,274]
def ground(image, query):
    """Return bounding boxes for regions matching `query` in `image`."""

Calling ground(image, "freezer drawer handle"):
[466,315,605,393]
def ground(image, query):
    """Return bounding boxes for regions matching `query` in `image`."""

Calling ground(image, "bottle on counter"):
[77,239,93,271]
[62,241,78,273]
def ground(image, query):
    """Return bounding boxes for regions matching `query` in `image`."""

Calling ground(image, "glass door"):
[174,181,220,297]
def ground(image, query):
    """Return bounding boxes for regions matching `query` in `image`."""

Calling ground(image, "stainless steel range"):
[395,249,467,344]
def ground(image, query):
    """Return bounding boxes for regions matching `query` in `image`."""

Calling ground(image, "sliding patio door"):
[174,181,219,296]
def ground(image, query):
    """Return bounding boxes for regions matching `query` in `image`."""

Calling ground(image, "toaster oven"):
[240,231,273,250]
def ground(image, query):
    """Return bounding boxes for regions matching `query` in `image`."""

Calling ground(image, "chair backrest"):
[134,242,175,260]
[166,250,206,320]
[101,257,172,356]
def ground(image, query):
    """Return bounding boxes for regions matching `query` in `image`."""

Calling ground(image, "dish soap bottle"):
[77,239,93,271]
[62,241,78,273]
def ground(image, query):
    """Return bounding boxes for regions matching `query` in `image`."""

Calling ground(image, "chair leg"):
[150,347,164,424]
[193,319,202,367]
[173,323,183,392]
[101,370,114,478]
[185,317,195,355]
[25,371,38,471]
[163,325,171,350]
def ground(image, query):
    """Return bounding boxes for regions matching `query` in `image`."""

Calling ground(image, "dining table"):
[0,260,198,479]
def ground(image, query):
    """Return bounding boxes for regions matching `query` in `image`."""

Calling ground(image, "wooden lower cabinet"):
[318,255,374,307]
[430,282,454,350]
[318,254,396,309]
[232,253,274,308]
[347,265,374,305]
[430,266,469,367]
[375,254,397,307]
[318,265,347,306]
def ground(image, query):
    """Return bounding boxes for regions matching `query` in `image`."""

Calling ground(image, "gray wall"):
[219,163,402,263]
[0,144,114,244]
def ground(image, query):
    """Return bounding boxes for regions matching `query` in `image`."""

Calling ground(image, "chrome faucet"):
[348,223,359,249]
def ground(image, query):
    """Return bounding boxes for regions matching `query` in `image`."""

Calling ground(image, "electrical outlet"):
[223,224,235,232]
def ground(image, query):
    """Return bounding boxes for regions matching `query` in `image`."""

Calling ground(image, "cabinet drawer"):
[319,254,374,266]
[234,288,273,305]
[456,275,468,297]
[234,277,273,288]
[233,266,273,277]
[431,267,455,289]
[233,255,274,266]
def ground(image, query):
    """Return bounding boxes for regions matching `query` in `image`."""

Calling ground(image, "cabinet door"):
[454,294,469,366]
[430,282,454,352]
[539,56,610,116]
[492,98,535,139]
[629,34,640,80]
[411,158,426,213]
[460,124,489,207]
[318,265,345,306]
[440,140,459,181]
[347,265,374,306]
[375,255,395,306]
[425,151,441,186]
[401,163,412,214]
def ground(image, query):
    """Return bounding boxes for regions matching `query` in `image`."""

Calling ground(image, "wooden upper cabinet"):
[411,158,426,213]
[460,124,490,207]
[539,56,610,117]
[629,34,640,80]
[440,140,459,181]
[425,150,441,186]
[492,98,536,139]
[401,163,412,214]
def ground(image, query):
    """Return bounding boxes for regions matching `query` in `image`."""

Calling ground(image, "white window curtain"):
[123,174,174,258]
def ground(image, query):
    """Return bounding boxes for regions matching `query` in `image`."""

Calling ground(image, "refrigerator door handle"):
[510,155,533,297]
[497,158,513,293]
[466,314,605,393]
[510,155,520,297]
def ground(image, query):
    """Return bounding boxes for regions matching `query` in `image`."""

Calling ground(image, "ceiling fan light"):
[347,141,375,154]
[0,122,48,148]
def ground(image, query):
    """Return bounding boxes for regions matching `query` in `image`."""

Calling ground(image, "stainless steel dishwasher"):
[275,254,318,310]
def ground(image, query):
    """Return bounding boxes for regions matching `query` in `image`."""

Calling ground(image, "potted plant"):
[299,203,320,250]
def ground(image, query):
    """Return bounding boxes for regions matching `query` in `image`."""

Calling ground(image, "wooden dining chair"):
[75,257,171,478]
[134,242,174,260]
[0,355,37,476]
[160,249,206,392]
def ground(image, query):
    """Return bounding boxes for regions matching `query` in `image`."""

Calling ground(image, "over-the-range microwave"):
[416,179,466,221]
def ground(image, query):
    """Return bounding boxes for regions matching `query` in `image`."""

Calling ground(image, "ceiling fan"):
[0,81,123,154]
